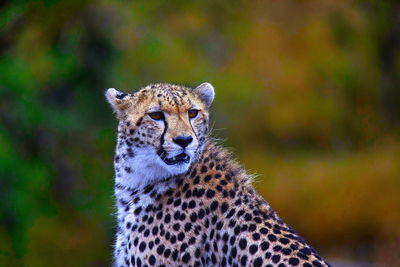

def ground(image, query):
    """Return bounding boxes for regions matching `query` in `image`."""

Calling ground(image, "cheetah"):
[106,83,330,267]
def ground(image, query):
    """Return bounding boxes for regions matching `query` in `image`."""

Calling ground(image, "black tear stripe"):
[189,119,199,141]
[157,117,168,156]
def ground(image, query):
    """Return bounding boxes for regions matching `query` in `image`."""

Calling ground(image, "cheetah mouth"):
[162,152,190,165]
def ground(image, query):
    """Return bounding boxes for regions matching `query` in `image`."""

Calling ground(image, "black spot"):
[220,202,229,213]
[253,257,263,267]
[210,201,219,211]
[230,246,237,258]
[152,226,159,236]
[240,255,248,266]
[134,207,142,215]
[229,235,236,246]
[185,190,192,198]
[130,255,135,265]
[116,93,127,99]
[279,237,290,245]
[261,241,270,251]
[234,226,241,235]
[173,223,180,231]
[249,244,258,254]
[280,248,291,255]
[164,249,171,258]
[188,200,196,209]
[271,254,281,263]
[226,209,236,219]
[182,253,191,263]
[268,234,277,241]
[254,216,262,223]
[252,233,261,241]
[237,210,245,217]
[181,202,188,210]
[206,189,215,198]
[300,247,312,255]
[199,209,206,219]
[211,215,218,225]
[196,188,205,197]
[164,214,171,224]
[312,260,323,267]
[297,252,308,260]
[144,229,150,237]
[204,175,212,182]
[178,232,185,241]
[149,255,156,265]
[239,238,247,249]
[184,223,192,232]
[174,198,182,207]
[244,213,252,221]
[173,211,181,220]
[288,257,300,266]
[190,212,198,222]
[157,244,165,255]
[195,248,201,258]
[180,243,188,252]
[273,245,282,252]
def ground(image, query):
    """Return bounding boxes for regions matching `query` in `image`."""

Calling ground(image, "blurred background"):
[0,0,399,266]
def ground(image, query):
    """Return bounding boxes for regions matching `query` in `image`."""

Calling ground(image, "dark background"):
[0,1,399,266]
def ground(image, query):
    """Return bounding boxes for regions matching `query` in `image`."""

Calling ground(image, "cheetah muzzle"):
[106,82,330,267]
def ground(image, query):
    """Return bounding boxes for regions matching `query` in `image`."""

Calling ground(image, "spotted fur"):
[106,83,330,267]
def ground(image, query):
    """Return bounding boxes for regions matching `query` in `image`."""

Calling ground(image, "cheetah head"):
[106,83,214,187]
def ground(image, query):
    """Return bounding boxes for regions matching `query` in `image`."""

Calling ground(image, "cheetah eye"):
[188,109,199,119]
[148,111,164,121]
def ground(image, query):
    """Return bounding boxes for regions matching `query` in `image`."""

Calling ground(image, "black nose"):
[173,136,193,148]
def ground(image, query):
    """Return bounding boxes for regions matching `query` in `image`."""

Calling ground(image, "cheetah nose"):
[173,136,193,148]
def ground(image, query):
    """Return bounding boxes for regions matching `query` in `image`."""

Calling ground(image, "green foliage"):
[0,0,399,266]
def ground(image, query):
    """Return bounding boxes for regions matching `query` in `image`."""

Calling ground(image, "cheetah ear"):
[193,82,215,108]
[105,88,133,119]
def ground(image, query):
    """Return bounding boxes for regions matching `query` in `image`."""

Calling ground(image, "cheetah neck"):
[113,141,247,219]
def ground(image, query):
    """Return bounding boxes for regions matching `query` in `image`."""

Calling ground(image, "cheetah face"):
[106,83,214,186]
